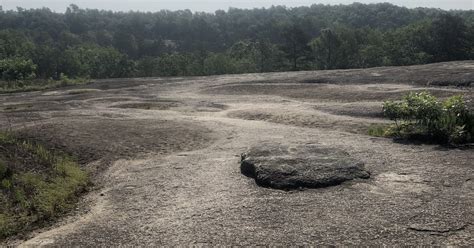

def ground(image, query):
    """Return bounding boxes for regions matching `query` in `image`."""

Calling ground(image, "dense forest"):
[0,3,473,81]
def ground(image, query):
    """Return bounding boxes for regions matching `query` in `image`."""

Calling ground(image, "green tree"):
[113,31,139,58]
[136,56,159,77]
[157,53,190,76]
[228,40,259,73]
[282,22,310,71]
[32,45,61,79]
[0,30,35,59]
[429,14,470,62]
[309,28,341,69]
[0,58,37,80]
[0,3,473,80]
[384,21,433,65]
[204,53,235,75]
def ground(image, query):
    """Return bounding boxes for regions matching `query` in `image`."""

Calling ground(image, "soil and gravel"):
[0,61,473,246]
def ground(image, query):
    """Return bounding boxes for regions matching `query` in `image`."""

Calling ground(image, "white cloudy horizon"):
[1,0,472,13]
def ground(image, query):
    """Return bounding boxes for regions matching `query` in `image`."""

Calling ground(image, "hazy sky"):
[1,0,473,12]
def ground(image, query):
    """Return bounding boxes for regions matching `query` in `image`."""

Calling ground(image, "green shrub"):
[382,92,473,144]
[0,214,14,238]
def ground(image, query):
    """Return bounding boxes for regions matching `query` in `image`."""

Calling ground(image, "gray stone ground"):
[0,61,472,246]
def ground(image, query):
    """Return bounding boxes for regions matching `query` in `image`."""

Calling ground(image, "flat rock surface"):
[241,144,370,189]
[1,61,473,246]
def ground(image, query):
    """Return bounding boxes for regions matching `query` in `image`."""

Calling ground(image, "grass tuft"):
[0,132,88,240]
[367,124,390,137]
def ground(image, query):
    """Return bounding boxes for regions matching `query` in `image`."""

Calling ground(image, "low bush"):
[0,132,88,240]
[381,92,473,144]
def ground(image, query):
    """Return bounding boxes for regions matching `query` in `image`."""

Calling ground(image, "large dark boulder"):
[241,144,370,190]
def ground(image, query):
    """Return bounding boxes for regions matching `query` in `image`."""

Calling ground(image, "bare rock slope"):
[1,61,473,246]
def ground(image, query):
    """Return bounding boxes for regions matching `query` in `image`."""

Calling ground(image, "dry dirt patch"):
[111,100,182,110]
[228,108,388,134]
[19,118,214,174]
[193,101,228,112]
[110,100,228,112]
[314,102,384,119]
[1,101,84,113]
[204,83,465,102]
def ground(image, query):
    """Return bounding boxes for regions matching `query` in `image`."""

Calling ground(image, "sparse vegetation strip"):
[0,77,90,94]
[0,132,89,240]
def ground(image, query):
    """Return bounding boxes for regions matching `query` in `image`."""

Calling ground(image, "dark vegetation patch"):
[367,124,392,137]
[112,101,181,110]
[241,144,370,190]
[1,101,79,113]
[87,97,137,104]
[66,89,101,95]
[0,79,90,94]
[428,80,472,87]
[1,5,473,83]
[111,100,227,112]
[0,132,88,240]
[2,103,39,113]
[81,79,152,91]
[301,78,333,84]
[193,102,228,112]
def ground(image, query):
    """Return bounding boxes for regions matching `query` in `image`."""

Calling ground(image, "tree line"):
[0,3,473,81]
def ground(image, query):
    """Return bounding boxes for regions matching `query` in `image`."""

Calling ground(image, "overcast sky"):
[1,1,473,12]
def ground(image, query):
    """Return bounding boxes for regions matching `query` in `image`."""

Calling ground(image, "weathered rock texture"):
[241,144,370,190]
